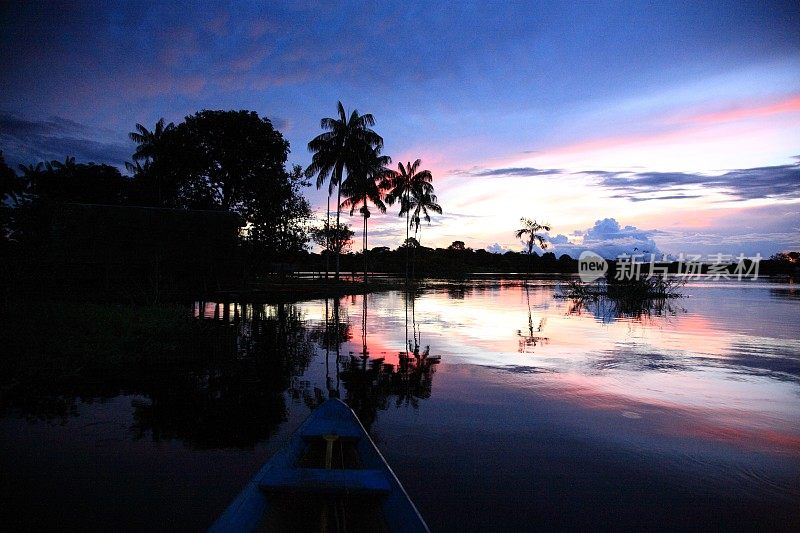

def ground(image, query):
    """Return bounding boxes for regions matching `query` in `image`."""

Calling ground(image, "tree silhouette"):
[339,149,392,283]
[244,163,312,266]
[408,189,442,279]
[17,162,43,198]
[386,159,434,284]
[177,110,290,212]
[310,220,354,256]
[515,217,551,255]
[1,152,22,202]
[127,118,178,206]
[0,152,24,246]
[402,237,420,248]
[129,118,175,163]
[305,102,384,281]
[18,159,127,205]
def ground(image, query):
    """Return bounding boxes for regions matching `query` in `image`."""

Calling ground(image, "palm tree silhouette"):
[386,159,434,284]
[305,102,384,281]
[128,118,175,205]
[129,118,174,162]
[516,218,551,285]
[50,156,76,172]
[340,149,392,284]
[515,217,551,256]
[408,190,442,279]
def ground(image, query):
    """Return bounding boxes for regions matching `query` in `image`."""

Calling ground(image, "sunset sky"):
[1,1,798,257]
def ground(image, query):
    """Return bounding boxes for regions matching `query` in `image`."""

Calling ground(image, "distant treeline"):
[290,246,800,278]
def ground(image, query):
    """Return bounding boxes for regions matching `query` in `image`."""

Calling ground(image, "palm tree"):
[515,217,551,255]
[515,217,551,278]
[128,118,174,162]
[128,118,175,205]
[340,150,392,284]
[386,159,434,284]
[408,190,442,279]
[305,102,384,281]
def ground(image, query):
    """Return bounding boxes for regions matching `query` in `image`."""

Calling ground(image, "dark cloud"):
[454,163,799,202]
[613,194,704,202]
[587,165,800,201]
[0,114,92,137]
[577,170,624,177]
[0,113,132,168]
[452,167,563,178]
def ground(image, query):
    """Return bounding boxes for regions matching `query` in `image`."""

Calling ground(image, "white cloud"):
[486,242,513,254]
[541,218,661,259]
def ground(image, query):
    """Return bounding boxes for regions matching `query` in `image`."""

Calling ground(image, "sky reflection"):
[312,280,800,460]
[4,280,798,529]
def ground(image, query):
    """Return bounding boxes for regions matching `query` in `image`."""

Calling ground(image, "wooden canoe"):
[209,399,429,532]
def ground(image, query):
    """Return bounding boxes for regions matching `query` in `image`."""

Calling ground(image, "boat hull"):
[209,399,429,532]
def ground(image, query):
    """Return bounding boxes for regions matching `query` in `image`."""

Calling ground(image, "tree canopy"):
[127,110,310,261]
[5,110,312,278]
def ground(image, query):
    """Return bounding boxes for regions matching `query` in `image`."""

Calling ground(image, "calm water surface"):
[2,278,799,530]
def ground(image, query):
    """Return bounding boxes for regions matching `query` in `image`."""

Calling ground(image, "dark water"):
[1,278,799,531]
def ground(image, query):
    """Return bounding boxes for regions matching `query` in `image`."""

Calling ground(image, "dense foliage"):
[128,110,311,259]
[1,111,312,300]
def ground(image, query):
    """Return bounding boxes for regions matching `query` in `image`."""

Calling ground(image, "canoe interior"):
[209,399,429,533]
[262,493,389,532]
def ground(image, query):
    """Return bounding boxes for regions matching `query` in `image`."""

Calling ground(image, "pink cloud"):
[205,11,230,36]
[524,93,800,167]
[247,20,277,39]
[230,46,271,72]
[675,94,800,126]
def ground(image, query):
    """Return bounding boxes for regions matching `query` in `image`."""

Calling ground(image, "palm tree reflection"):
[337,292,439,430]
[307,298,352,399]
[5,296,438,448]
[518,281,549,352]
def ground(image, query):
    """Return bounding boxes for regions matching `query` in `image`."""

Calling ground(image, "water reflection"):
[190,295,441,440]
[517,281,549,352]
[2,293,441,449]
[338,291,439,429]
[769,276,800,300]
[2,279,799,530]
[564,287,686,322]
[133,303,326,448]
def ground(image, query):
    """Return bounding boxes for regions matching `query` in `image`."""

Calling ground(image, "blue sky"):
[1,0,798,257]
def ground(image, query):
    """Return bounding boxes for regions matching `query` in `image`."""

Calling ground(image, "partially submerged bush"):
[560,275,685,320]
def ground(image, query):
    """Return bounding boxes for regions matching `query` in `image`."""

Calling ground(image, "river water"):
[1,278,799,530]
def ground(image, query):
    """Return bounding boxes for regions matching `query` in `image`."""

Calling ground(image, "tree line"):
[2,103,794,298]
[1,110,312,268]
[0,103,446,297]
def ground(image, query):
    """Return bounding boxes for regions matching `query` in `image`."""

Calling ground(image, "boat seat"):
[259,468,392,496]
[299,425,364,440]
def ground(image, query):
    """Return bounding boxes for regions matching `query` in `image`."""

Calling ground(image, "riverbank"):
[209,276,407,304]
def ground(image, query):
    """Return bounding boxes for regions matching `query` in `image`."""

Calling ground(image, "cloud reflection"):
[340,281,800,458]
